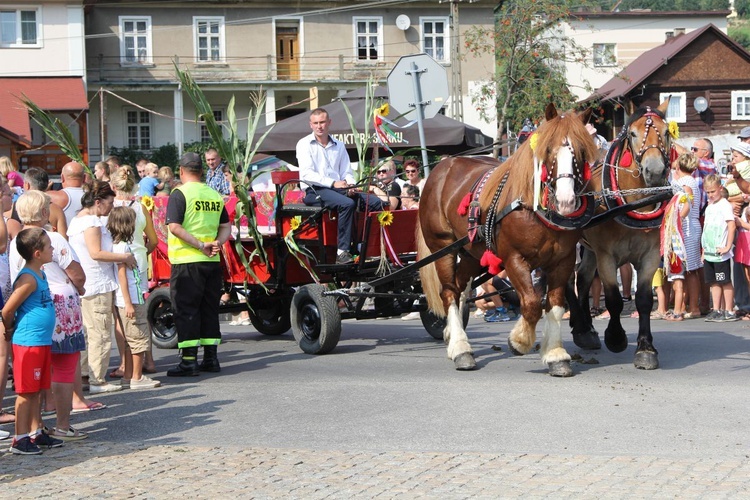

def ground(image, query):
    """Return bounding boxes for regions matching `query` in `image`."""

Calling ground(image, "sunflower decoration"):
[377,210,394,227]
[141,195,155,213]
[668,121,680,140]
[289,216,302,231]
[376,102,390,117]
[529,133,538,152]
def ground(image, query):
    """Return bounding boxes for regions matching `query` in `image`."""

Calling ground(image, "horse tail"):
[417,217,446,317]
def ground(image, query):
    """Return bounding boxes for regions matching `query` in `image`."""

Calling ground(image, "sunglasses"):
[405,169,418,173]
[691,146,704,152]
[377,169,389,174]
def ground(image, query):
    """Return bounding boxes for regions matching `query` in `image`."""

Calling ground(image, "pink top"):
[6,171,23,187]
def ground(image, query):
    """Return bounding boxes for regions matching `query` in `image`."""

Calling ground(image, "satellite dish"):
[396,15,411,31]
[694,96,708,113]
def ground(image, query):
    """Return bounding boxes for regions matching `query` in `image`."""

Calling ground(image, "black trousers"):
[170,261,223,349]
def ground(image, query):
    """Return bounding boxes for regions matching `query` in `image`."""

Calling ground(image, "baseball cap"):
[737,126,750,139]
[179,152,202,168]
[731,142,750,158]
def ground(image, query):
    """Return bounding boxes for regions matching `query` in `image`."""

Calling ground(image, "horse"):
[417,103,598,376]
[566,99,673,370]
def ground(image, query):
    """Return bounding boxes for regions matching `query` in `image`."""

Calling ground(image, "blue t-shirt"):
[139,177,159,197]
[12,268,56,347]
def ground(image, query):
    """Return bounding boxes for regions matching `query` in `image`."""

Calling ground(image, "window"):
[731,91,750,120]
[119,16,152,65]
[200,109,223,142]
[353,17,382,62]
[421,17,449,62]
[593,43,616,67]
[194,16,224,63]
[126,109,151,150]
[0,7,40,47]
[660,92,686,123]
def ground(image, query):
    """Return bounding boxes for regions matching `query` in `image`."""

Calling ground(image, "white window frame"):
[353,16,383,62]
[420,17,449,63]
[119,16,152,65]
[124,108,152,150]
[193,16,225,64]
[0,6,42,48]
[200,109,224,142]
[660,92,687,124]
[593,43,616,67]
[731,90,750,120]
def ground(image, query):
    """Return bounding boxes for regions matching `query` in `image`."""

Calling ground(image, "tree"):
[464,0,593,157]
[736,0,750,16]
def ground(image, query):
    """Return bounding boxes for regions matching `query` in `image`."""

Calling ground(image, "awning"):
[0,77,88,147]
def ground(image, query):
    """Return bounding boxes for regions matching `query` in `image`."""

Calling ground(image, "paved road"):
[3,310,750,498]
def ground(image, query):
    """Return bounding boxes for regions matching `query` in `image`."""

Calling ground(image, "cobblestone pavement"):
[3,442,750,498]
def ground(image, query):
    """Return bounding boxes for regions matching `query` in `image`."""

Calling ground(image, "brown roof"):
[584,24,750,103]
[0,77,88,147]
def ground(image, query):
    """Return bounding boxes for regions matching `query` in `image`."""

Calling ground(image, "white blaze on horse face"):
[555,141,576,215]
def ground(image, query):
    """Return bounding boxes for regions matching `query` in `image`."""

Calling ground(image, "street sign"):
[387,53,449,120]
[387,53,449,176]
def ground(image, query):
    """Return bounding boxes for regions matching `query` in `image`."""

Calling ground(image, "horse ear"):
[657,96,671,114]
[624,99,636,115]
[579,107,593,125]
[545,102,558,121]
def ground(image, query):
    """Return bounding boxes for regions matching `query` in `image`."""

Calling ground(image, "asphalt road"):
[52,310,750,461]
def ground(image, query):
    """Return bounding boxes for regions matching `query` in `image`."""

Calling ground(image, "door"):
[276,28,299,80]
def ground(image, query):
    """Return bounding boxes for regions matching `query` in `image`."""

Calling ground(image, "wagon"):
[145,171,469,354]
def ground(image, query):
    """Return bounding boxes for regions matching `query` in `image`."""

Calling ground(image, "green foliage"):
[729,24,750,50]
[108,143,179,174]
[737,0,750,17]
[613,0,728,9]
[149,143,179,169]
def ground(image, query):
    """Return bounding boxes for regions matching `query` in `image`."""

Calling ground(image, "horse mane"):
[479,109,599,210]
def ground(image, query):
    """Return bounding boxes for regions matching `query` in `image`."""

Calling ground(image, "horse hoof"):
[454,352,477,371]
[634,351,659,370]
[548,360,573,377]
[572,329,601,350]
[507,339,524,356]
[604,330,628,353]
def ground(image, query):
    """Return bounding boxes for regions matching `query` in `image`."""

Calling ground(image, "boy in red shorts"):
[2,227,61,454]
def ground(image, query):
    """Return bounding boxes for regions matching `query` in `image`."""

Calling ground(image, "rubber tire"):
[421,305,471,340]
[249,297,292,336]
[147,287,178,349]
[291,284,342,354]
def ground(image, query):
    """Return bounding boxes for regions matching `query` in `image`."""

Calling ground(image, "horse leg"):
[570,248,602,349]
[633,258,659,370]
[541,269,574,377]
[504,256,541,357]
[597,258,628,353]
[435,255,476,371]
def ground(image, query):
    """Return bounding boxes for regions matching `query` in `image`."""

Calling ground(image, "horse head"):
[620,98,672,187]
[533,103,598,216]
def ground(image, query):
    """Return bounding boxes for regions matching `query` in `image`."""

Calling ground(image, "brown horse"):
[417,104,597,375]
[567,99,673,370]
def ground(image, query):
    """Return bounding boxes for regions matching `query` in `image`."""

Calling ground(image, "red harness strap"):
[456,168,497,243]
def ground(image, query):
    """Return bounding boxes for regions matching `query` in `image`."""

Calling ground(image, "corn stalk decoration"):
[175,65,274,290]
[20,96,92,176]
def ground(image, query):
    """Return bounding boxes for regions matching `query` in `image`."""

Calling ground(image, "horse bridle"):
[622,107,670,175]
[540,139,592,199]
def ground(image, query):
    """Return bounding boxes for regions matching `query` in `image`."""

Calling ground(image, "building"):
[564,10,730,102]
[0,0,89,172]
[83,0,497,163]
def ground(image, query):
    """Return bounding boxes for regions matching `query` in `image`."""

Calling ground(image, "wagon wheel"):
[291,284,342,354]
[420,305,470,341]
[147,288,178,349]
[249,296,292,336]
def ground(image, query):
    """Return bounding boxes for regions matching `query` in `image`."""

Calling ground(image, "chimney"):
[674,27,686,36]
[665,31,674,41]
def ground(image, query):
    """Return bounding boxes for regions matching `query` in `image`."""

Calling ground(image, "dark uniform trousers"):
[170,261,223,349]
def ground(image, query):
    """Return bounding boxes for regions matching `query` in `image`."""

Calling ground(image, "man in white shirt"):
[296,108,384,264]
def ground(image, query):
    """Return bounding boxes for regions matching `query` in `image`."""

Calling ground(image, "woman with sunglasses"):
[398,159,426,194]
[370,160,401,209]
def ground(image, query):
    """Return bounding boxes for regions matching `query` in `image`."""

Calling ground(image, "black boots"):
[199,345,221,373]
[167,347,200,377]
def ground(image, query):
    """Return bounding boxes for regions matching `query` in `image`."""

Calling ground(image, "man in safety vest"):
[165,152,231,377]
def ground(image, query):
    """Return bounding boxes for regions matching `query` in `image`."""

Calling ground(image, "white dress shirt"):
[296,133,355,188]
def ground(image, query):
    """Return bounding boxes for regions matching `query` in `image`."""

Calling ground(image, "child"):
[0,156,24,201]
[107,207,161,389]
[702,174,739,322]
[138,162,160,197]
[401,184,420,210]
[3,227,62,454]
[155,166,175,197]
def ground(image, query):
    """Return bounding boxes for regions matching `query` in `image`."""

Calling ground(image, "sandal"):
[590,307,603,317]
[0,410,15,424]
[71,401,107,414]
[649,311,667,320]
[109,369,125,379]
[630,311,640,319]
[50,426,88,442]
[665,312,684,321]
[683,312,700,320]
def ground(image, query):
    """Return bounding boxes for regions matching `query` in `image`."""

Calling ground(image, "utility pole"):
[449,0,464,122]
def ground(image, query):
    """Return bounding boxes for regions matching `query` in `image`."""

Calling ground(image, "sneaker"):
[722,311,739,322]
[401,311,420,321]
[335,251,354,264]
[32,430,64,449]
[485,308,511,323]
[130,375,161,390]
[89,382,123,394]
[10,436,42,455]
[705,310,724,322]
[0,429,9,440]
